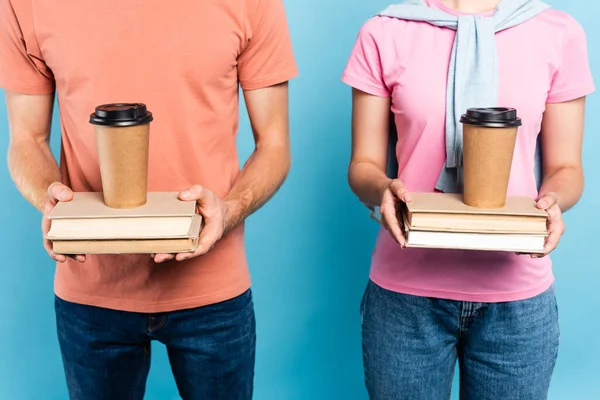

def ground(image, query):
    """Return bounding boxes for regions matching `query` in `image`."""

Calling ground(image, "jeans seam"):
[154,315,167,331]
[360,282,370,327]
[147,314,168,333]
[131,345,148,400]
[447,349,456,400]
[459,302,468,334]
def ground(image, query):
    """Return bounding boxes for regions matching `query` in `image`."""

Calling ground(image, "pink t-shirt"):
[342,0,595,302]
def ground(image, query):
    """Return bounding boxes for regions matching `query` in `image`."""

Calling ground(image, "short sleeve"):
[0,0,54,94]
[238,0,298,91]
[547,16,595,103]
[341,17,390,98]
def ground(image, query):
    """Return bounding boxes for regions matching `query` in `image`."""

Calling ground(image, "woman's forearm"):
[539,166,584,212]
[8,138,61,212]
[348,161,392,208]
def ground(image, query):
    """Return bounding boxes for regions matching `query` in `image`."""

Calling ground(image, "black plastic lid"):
[460,107,522,128]
[89,103,153,127]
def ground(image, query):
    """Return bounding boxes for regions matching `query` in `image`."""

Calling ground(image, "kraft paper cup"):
[461,107,521,209]
[89,103,153,208]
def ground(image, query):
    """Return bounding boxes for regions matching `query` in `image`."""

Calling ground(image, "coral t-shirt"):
[0,0,298,312]
[342,0,594,302]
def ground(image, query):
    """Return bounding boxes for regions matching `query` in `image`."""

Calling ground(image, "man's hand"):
[153,185,229,263]
[152,83,291,264]
[42,182,86,263]
[380,179,412,248]
[532,192,565,258]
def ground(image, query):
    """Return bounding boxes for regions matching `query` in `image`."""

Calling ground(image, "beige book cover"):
[403,193,547,234]
[48,192,196,219]
[47,192,203,254]
[400,194,547,253]
[405,193,547,217]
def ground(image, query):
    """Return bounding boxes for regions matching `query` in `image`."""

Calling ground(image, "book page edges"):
[187,215,203,239]
[403,229,546,253]
[52,237,199,255]
[46,214,202,241]
[403,242,545,254]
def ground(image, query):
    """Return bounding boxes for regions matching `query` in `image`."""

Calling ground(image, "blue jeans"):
[361,281,559,400]
[55,290,256,400]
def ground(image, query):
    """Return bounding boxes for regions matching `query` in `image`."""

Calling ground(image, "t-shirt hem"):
[546,83,595,103]
[341,73,390,98]
[0,78,55,95]
[239,67,299,91]
[369,272,555,303]
[54,281,252,313]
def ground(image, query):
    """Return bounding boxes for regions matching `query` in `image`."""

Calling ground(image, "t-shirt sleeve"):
[546,16,595,103]
[237,0,298,91]
[341,17,390,98]
[0,0,54,94]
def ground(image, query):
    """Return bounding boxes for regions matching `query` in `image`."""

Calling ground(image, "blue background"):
[1,0,598,399]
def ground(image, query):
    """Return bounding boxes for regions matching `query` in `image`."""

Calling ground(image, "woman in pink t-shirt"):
[342,0,594,398]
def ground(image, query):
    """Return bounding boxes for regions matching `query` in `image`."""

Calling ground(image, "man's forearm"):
[539,166,584,212]
[8,138,61,212]
[223,145,290,232]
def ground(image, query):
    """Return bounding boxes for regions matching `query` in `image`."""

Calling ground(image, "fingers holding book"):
[152,185,227,263]
[532,192,564,258]
[380,179,412,248]
[43,182,86,263]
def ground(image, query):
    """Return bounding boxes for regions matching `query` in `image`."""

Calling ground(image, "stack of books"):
[401,193,548,253]
[46,192,202,255]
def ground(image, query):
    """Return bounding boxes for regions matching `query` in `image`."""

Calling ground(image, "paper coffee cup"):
[461,108,522,208]
[89,104,153,208]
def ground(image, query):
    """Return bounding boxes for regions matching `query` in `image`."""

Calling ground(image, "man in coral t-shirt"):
[0,0,297,397]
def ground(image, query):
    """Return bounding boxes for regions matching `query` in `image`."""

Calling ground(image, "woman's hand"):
[534,192,565,258]
[380,179,412,247]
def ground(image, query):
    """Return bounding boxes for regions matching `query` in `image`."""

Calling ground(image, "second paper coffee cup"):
[90,103,153,208]
[461,107,522,208]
